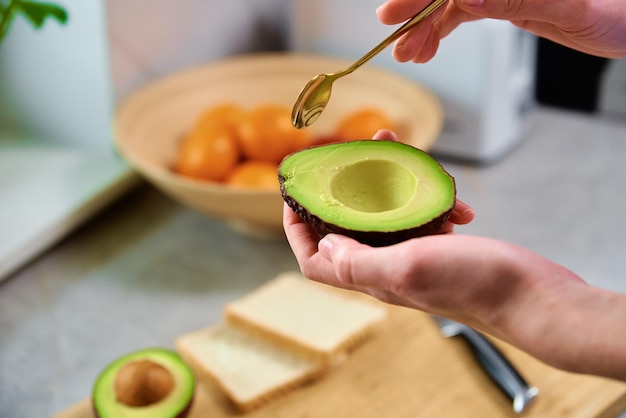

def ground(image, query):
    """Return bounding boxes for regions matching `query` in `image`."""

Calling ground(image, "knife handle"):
[457,327,539,414]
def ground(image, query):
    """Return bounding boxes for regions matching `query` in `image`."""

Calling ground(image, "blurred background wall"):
[105,0,289,101]
[0,0,290,151]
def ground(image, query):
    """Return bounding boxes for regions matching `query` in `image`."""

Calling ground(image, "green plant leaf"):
[15,1,68,28]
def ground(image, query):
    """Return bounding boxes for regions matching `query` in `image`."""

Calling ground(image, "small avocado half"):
[92,347,195,418]
[279,140,456,247]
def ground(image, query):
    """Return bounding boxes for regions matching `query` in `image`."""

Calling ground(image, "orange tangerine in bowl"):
[237,104,311,163]
[193,102,246,133]
[225,160,279,191]
[173,125,240,182]
[336,108,396,141]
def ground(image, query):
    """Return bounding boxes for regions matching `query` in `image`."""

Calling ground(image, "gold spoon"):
[291,0,448,129]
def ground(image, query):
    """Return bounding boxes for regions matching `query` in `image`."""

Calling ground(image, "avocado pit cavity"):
[330,159,416,213]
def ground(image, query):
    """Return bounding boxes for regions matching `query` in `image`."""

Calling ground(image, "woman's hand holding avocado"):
[283,130,626,381]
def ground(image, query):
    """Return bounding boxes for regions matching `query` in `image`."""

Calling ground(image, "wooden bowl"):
[113,52,443,239]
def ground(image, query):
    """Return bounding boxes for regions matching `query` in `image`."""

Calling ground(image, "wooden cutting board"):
[54,306,626,418]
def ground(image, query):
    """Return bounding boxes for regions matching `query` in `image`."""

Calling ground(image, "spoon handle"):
[345,0,448,73]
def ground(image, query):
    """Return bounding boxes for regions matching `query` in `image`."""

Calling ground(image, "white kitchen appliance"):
[288,0,537,163]
[598,58,626,118]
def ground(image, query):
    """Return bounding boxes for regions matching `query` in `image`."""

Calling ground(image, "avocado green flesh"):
[92,348,194,418]
[279,140,455,245]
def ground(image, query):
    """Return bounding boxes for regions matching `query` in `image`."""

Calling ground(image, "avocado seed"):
[114,359,175,407]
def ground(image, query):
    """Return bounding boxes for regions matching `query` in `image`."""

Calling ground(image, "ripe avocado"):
[92,347,195,418]
[278,140,456,247]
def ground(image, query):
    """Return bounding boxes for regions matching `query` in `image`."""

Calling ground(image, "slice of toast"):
[224,272,388,365]
[175,323,324,413]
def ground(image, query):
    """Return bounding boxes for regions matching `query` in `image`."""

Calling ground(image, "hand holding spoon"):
[291,0,448,129]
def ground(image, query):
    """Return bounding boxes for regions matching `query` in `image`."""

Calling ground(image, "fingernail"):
[318,235,334,258]
[459,0,483,5]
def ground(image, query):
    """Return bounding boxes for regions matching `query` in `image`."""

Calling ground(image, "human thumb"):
[317,234,399,288]
[455,0,568,23]
[318,234,351,261]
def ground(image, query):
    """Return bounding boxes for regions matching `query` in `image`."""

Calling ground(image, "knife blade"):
[433,316,539,414]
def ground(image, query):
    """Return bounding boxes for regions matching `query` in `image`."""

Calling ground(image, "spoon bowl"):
[291,0,448,129]
[292,73,335,128]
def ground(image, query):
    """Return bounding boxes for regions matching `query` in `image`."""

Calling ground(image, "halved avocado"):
[92,347,195,418]
[279,140,456,247]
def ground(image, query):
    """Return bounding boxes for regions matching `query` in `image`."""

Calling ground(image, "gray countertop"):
[2,106,626,418]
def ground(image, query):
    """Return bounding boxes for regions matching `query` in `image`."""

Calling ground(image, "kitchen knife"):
[433,316,539,414]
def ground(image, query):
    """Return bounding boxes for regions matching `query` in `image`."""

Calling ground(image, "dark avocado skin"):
[279,175,456,247]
